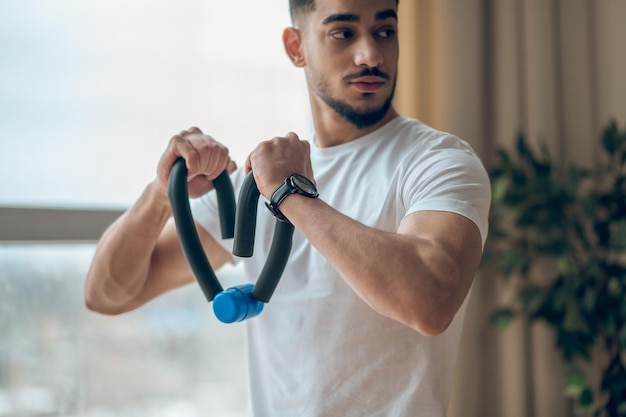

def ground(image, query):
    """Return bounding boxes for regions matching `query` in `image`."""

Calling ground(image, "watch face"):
[291,174,318,197]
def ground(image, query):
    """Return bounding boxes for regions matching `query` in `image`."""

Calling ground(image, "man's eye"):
[377,29,396,39]
[331,30,354,40]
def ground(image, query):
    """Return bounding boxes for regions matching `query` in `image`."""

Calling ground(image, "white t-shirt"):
[192,116,491,417]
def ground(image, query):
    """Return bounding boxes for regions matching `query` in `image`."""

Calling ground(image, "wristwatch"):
[266,173,319,223]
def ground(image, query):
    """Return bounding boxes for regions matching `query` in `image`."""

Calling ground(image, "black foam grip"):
[232,172,260,257]
[252,220,294,303]
[213,171,236,239]
[168,157,228,301]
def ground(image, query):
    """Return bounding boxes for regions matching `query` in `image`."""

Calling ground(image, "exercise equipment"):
[168,157,294,323]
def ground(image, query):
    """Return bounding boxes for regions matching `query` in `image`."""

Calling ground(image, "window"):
[0,0,308,207]
[0,1,308,415]
[0,245,248,416]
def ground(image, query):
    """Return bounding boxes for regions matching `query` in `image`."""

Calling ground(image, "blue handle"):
[213,284,264,323]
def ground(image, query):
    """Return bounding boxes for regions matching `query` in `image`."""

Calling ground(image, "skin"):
[85,0,483,336]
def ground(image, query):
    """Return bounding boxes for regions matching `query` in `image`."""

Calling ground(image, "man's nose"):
[354,36,384,68]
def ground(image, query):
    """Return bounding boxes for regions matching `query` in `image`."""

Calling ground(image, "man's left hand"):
[245,132,316,200]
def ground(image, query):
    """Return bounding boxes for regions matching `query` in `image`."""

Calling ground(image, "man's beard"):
[315,68,397,130]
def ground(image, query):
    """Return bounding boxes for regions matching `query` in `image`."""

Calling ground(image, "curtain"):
[396,1,626,416]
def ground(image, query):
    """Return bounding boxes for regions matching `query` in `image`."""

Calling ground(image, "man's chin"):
[317,83,396,129]
[331,101,392,130]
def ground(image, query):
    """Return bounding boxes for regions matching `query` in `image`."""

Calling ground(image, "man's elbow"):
[84,275,134,316]
[411,262,471,336]
[408,310,455,336]
[84,292,127,316]
[84,295,125,316]
[406,282,461,336]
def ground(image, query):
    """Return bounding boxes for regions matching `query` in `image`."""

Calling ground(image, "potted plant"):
[485,121,626,416]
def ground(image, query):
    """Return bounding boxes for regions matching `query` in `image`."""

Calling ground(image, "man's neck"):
[311,106,400,148]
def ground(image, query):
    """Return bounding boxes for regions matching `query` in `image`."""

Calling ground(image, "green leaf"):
[602,121,619,156]
[572,219,591,251]
[579,387,594,407]
[495,149,512,173]
[557,257,570,276]
[532,158,551,178]
[608,277,622,297]
[563,298,584,332]
[520,285,547,314]
[611,220,626,250]
[582,288,597,314]
[516,132,533,164]
[604,311,617,335]
[511,168,528,188]
[490,308,516,330]
[564,166,581,193]
[557,330,593,360]
[492,178,508,204]
[581,193,598,217]
[564,369,586,397]
[539,141,552,163]
[494,249,526,278]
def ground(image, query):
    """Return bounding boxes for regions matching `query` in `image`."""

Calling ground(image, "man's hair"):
[289,0,315,22]
[289,0,399,23]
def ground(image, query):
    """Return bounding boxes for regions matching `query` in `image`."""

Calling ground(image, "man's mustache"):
[344,67,391,81]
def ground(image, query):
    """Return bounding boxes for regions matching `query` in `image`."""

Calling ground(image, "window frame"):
[0,206,123,243]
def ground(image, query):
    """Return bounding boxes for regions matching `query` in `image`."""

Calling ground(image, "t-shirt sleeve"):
[401,136,491,246]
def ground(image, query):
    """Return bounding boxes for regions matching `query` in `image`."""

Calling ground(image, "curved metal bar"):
[168,157,234,301]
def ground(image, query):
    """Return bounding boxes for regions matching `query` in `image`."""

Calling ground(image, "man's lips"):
[348,76,386,92]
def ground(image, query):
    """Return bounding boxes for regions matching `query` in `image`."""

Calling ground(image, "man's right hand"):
[155,127,237,199]
[85,126,236,315]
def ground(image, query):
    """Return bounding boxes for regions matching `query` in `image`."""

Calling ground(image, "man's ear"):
[283,27,306,68]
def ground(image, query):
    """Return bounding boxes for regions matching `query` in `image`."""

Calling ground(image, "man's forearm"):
[279,194,481,336]
[84,180,172,314]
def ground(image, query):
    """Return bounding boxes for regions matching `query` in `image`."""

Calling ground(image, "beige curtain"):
[396,1,626,416]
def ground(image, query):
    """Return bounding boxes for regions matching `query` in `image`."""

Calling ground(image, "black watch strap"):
[266,174,318,223]
[266,180,296,222]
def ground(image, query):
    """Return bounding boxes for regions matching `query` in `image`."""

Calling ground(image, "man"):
[85,0,491,415]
